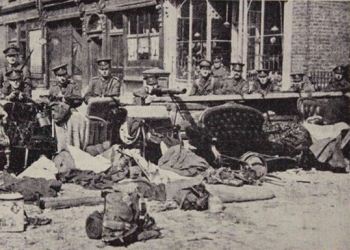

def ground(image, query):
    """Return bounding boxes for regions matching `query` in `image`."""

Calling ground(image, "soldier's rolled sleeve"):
[83,81,95,103]
[188,83,198,96]
[110,79,121,96]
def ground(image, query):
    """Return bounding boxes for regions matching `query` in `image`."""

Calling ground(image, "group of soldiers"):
[188,56,350,96]
[189,57,282,96]
[0,44,122,104]
[0,44,349,105]
[0,44,32,102]
[49,58,122,103]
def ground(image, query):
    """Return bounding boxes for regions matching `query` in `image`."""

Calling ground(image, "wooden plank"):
[39,196,104,210]
[152,91,347,103]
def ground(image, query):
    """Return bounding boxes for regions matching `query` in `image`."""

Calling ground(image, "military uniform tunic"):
[217,77,247,95]
[212,66,228,79]
[1,81,31,102]
[189,76,220,96]
[242,80,277,95]
[0,63,31,90]
[84,76,122,102]
[325,78,350,91]
[49,79,81,100]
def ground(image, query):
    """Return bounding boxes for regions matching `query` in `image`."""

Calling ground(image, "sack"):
[174,183,209,211]
[53,150,76,173]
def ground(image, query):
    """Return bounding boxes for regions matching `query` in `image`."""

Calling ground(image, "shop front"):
[163,0,286,88]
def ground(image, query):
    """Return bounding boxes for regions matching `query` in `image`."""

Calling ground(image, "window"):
[29,30,43,75]
[176,0,207,80]
[8,23,17,43]
[127,8,160,61]
[247,1,284,72]
[211,1,238,67]
[110,13,123,33]
[87,14,102,33]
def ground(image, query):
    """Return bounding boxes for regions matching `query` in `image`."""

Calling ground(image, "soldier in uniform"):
[1,69,31,102]
[49,64,81,101]
[189,60,219,96]
[243,69,278,95]
[84,58,122,103]
[0,44,32,94]
[217,62,247,95]
[133,69,161,105]
[211,55,228,80]
[325,65,350,91]
[289,73,315,92]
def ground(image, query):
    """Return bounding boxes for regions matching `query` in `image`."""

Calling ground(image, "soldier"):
[243,69,278,95]
[325,65,350,91]
[84,58,122,103]
[133,69,161,105]
[211,55,228,80]
[289,73,315,92]
[0,44,31,94]
[49,64,81,101]
[217,62,247,95]
[189,60,219,96]
[1,69,31,102]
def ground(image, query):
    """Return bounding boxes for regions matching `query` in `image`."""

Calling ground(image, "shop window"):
[247,1,284,73]
[211,1,238,67]
[176,0,207,80]
[127,8,160,61]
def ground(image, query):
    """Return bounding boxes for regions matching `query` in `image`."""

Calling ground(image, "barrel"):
[0,192,24,232]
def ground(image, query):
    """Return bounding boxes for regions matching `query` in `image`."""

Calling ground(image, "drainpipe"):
[242,0,248,78]
[188,0,193,85]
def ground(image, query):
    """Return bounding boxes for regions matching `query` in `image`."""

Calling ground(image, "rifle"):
[20,49,34,71]
[149,87,187,97]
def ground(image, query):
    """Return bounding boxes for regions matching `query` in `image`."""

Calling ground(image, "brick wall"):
[291,0,350,73]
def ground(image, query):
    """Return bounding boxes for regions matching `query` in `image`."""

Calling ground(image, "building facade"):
[0,0,349,92]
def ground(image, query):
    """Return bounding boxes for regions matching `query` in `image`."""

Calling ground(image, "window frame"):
[126,8,160,62]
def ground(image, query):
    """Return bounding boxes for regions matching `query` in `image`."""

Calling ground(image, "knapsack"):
[101,190,140,245]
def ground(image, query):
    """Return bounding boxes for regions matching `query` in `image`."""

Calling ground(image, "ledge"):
[152,91,349,103]
[123,75,144,82]
[0,2,36,14]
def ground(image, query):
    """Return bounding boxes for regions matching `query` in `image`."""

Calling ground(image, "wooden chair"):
[83,97,124,152]
[297,96,350,124]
